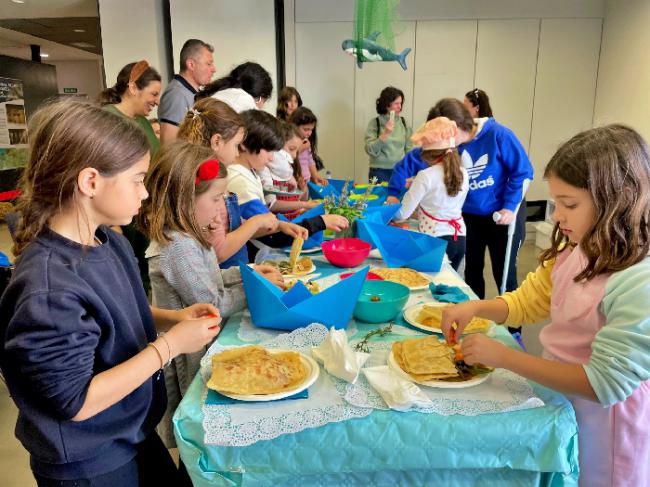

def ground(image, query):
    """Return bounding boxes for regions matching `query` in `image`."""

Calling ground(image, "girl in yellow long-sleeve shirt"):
[441,124,650,487]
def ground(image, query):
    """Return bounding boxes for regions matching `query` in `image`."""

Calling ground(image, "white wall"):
[295,0,605,21]
[594,0,650,141]
[47,60,105,101]
[528,18,602,200]
[295,22,355,180]
[98,0,170,87]
[169,0,278,112]
[292,1,604,198]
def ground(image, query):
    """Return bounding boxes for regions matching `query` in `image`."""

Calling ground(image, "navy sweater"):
[0,226,166,480]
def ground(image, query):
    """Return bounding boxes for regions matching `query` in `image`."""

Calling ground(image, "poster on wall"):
[0,76,28,171]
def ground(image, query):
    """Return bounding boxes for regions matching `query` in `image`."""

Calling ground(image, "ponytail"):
[422,149,463,197]
[178,98,244,147]
[179,109,208,145]
[98,84,125,105]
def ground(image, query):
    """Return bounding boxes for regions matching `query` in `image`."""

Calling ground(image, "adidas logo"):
[462,151,493,190]
[462,151,489,180]
[469,175,494,190]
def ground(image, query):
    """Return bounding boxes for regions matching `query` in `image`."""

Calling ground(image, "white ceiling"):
[0,0,98,19]
[0,26,100,61]
[0,0,100,61]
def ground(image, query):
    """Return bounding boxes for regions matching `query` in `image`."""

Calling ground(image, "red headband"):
[195,159,221,185]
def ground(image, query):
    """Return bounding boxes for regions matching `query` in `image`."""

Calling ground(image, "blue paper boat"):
[240,264,369,330]
[356,204,401,248]
[278,203,325,248]
[307,179,352,199]
[356,220,448,272]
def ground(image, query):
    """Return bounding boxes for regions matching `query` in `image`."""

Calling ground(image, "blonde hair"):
[177,98,244,147]
[139,141,227,248]
[13,99,150,257]
[540,124,650,281]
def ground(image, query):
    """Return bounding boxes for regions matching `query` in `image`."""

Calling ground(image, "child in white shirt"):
[396,117,469,270]
[260,122,317,219]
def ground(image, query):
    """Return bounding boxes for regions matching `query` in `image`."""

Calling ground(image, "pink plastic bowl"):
[340,271,384,281]
[321,238,372,268]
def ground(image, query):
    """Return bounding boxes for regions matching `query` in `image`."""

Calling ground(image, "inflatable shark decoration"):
[342,31,411,70]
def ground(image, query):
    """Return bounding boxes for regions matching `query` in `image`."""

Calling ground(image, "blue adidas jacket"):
[388,118,534,215]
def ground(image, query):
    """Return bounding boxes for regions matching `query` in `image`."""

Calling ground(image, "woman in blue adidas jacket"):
[389,98,533,300]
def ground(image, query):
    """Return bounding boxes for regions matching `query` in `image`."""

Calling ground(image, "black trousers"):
[439,235,466,271]
[463,201,527,299]
[34,432,180,487]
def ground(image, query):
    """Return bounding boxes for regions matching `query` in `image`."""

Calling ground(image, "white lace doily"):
[234,310,279,343]
[235,308,359,342]
[342,342,544,415]
[201,324,373,446]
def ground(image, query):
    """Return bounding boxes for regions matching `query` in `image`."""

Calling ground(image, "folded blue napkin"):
[205,387,309,405]
[429,283,470,303]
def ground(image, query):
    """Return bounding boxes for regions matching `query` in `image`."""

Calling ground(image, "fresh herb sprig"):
[323,177,378,223]
[354,321,394,353]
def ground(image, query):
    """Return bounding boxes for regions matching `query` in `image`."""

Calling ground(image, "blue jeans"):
[368,167,393,184]
[220,193,250,269]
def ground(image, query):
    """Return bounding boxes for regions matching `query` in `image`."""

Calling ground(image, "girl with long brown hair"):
[441,124,650,486]
[0,100,220,485]
[394,117,469,270]
[276,86,303,121]
[289,106,328,185]
[139,141,282,453]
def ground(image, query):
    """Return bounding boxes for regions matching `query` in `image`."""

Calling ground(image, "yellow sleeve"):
[498,259,555,326]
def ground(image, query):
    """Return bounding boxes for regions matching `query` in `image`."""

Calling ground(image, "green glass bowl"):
[353,280,410,323]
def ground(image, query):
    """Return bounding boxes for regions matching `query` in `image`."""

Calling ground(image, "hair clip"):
[191,108,200,118]
[195,159,221,185]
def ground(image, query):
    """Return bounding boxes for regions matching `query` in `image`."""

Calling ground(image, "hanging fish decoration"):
[341,31,412,70]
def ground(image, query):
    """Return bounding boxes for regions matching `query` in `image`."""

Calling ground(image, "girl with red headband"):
[177,98,280,268]
[139,142,283,459]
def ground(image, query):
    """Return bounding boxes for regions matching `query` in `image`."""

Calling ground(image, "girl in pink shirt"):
[442,125,650,486]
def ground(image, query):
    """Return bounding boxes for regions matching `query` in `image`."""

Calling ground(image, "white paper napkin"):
[312,327,370,383]
[362,365,434,411]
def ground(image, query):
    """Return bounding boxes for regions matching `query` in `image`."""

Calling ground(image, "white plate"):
[283,246,321,254]
[388,349,490,389]
[402,303,493,335]
[263,186,304,197]
[262,260,317,279]
[372,270,434,291]
[218,350,320,402]
[282,261,317,279]
[368,249,382,259]
[402,302,447,333]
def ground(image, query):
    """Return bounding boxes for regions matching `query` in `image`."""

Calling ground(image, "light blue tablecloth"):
[174,260,579,487]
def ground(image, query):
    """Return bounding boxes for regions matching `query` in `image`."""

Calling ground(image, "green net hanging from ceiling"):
[354,0,400,63]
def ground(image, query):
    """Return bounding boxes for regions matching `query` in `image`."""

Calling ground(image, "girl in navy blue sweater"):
[0,100,221,486]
